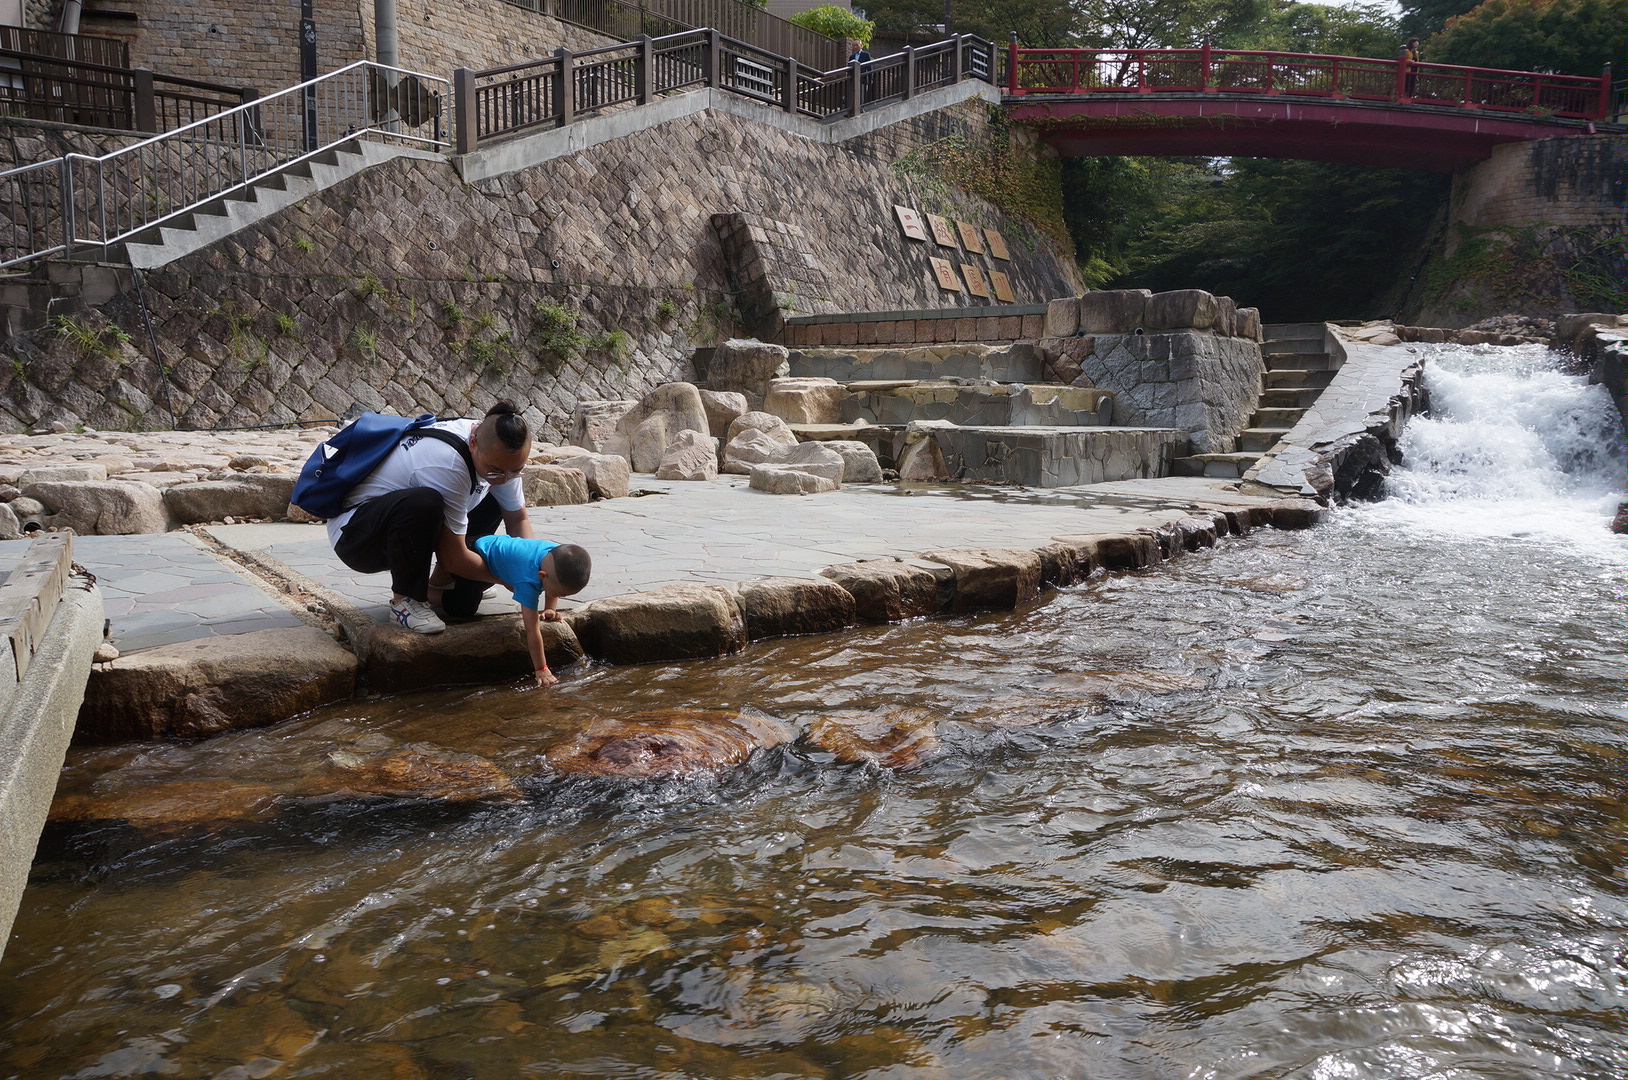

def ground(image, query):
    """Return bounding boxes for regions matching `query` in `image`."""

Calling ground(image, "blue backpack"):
[293,412,476,519]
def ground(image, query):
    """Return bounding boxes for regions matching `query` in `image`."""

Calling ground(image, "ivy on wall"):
[1422,222,1627,314]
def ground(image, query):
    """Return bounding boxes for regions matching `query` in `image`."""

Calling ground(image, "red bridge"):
[1003,46,1617,171]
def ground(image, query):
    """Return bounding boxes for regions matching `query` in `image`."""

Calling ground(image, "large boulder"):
[1077,289,1152,334]
[25,479,170,534]
[823,440,882,483]
[775,441,844,484]
[656,429,719,481]
[1237,307,1263,342]
[18,463,107,485]
[919,547,1043,613]
[736,576,856,639]
[543,709,793,779]
[763,378,848,425]
[0,502,21,541]
[894,427,948,481]
[725,410,798,446]
[572,399,637,452]
[1044,296,1080,339]
[1144,289,1218,331]
[706,338,790,398]
[352,609,584,694]
[522,463,591,506]
[163,474,297,524]
[77,626,359,742]
[820,558,941,622]
[614,383,710,473]
[549,451,630,499]
[572,583,746,665]
[748,464,838,495]
[722,428,788,474]
[324,740,523,804]
[698,389,749,440]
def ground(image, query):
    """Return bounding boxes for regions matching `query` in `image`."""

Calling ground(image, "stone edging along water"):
[74,492,1328,745]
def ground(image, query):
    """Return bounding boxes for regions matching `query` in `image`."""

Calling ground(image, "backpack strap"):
[409,425,481,496]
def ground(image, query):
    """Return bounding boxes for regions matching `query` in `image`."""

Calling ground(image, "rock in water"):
[543,709,793,778]
[323,742,523,803]
[805,707,940,769]
[1612,502,1626,534]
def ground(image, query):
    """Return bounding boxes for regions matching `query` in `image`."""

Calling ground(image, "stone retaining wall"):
[2,97,1079,442]
[782,305,1048,348]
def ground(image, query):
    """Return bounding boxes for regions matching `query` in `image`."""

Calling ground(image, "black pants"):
[335,487,501,616]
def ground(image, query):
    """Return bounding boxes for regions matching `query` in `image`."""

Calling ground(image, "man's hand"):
[534,666,557,687]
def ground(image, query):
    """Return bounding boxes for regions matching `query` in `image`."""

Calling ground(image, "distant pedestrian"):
[1400,37,1421,97]
[327,400,534,634]
[847,37,874,105]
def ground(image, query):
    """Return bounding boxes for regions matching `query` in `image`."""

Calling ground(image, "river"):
[1,342,1622,1079]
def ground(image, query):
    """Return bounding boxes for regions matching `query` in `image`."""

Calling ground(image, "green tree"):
[1425,0,1624,75]
[1080,0,1270,48]
[1222,0,1403,57]
[788,5,876,45]
[1399,0,1482,37]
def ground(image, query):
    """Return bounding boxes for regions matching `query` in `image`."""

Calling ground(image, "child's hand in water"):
[535,667,558,687]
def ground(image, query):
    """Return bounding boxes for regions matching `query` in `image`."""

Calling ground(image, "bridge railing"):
[1005,46,1612,120]
[456,31,997,153]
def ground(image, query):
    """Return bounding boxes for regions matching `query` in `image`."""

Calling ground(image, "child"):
[469,535,592,686]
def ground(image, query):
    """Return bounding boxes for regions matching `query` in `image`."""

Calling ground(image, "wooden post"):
[849,56,862,117]
[706,29,720,89]
[1598,63,1612,119]
[784,54,797,113]
[453,66,477,154]
[132,67,156,133]
[1199,40,1211,92]
[637,34,653,105]
[951,33,963,83]
[1007,31,1018,94]
[903,46,915,100]
[555,48,574,128]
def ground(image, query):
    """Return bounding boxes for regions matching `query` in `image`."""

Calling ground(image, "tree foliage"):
[788,5,876,46]
[1425,0,1625,76]
[1222,0,1402,57]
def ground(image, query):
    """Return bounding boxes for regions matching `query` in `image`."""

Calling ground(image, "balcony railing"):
[1004,45,1614,121]
[501,0,848,69]
[456,31,996,152]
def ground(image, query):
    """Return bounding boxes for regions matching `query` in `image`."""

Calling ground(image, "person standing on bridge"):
[1399,38,1421,97]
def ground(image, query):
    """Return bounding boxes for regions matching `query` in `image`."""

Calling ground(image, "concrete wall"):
[1411,135,1626,327]
[0,94,1080,442]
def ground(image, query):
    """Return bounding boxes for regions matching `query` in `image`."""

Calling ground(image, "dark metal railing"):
[456,31,997,152]
[0,29,254,134]
[1004,44,1614,121]
[499,0,847,69]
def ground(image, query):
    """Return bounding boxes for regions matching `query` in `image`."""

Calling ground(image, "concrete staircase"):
[783,343,1189,487]
[109,140,444,269]
[1171,322,1335,478]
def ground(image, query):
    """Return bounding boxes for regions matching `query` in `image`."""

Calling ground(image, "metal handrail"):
[0,60,450,269]
[456,32,997,152]
[1004,45,1613,121]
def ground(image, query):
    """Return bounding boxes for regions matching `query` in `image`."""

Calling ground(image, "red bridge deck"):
[1003,47,1615,171]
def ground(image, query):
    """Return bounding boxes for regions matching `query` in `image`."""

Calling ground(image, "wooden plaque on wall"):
[990,270,1017,303]
[893,205,928,241]
[926,213,959,248]
[930,257,964,292]
[956,221,986,255]
[962,264,990,298]
[984,229,1011,261]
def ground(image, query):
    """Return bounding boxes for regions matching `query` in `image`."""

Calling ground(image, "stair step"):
[1265,352,1336,371]
[1169,452,1260,479]
[1263,368,1334,389]
[1251,407,1306,427]
[1239,427,1291,452]
[1261,387,1323,408]
[1262,338,1328,355]
[1262,322,1327,338]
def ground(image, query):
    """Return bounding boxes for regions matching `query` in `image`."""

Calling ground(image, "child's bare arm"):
[522,606,556,686]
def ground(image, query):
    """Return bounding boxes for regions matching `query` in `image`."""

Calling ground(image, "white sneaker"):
[389,596,446,634]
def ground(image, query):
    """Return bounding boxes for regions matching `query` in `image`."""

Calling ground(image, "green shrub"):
[788,5,873,47]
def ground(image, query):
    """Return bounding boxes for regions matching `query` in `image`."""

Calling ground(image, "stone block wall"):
[1411,135,1626,327]
[783,306,1047,348]
[0,96,1080,441]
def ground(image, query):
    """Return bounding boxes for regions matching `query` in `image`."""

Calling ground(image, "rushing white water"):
[1366,343,1627,559]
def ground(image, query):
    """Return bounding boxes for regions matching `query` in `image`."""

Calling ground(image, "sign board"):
[956,221,986,255]
[990,270,1017,303]
[984,229,1011,261]
[930,257,963,292]
[893,205,928,241]
[926,213,959,248]
[962,264,990,298]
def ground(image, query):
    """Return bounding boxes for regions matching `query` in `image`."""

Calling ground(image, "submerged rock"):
[805,707,941,769]
[322,741,523,803]
[543,709,793,778]
[963,671,1208,727]
[50,779,284,829]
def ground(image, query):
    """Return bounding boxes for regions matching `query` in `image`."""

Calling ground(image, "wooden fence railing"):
[500,0,848,70]
[1004,45,1614,121]
[455,31,996,153]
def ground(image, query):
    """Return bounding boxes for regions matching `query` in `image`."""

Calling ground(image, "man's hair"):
[480,399,530,452]
[550,543,592,593]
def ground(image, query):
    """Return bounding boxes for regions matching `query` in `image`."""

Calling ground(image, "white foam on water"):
[1358,343,1627,564]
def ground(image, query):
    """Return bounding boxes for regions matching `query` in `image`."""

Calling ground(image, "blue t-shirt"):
[472,534,559,612]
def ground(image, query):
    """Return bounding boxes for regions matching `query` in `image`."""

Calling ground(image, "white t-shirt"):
[325,418,525,546]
